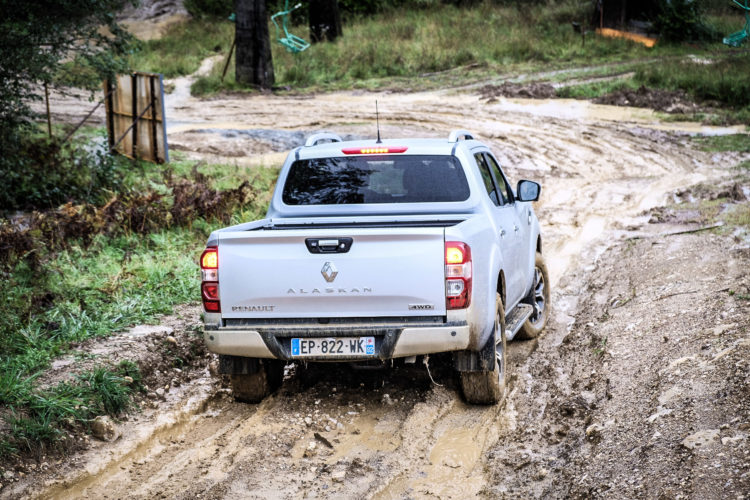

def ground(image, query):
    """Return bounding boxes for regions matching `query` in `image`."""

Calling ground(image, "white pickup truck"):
[200,130,549,404]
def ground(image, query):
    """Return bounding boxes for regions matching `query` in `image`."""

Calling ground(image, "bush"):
[184,0,233,19]
[655,0,719,42]
[0,131,124,213]
[635,55,750,108]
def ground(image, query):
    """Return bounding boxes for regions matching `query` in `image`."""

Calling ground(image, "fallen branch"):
[656,290,699,301]
[313,432,334,449]
[628,222,724,240]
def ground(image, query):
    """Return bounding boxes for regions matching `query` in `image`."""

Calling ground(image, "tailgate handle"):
[306,237,353,254]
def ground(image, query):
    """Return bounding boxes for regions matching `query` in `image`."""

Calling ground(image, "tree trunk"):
[309,0,342,43]
[235,0,274,89]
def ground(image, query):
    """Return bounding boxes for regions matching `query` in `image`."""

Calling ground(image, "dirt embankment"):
[484,183,750,498]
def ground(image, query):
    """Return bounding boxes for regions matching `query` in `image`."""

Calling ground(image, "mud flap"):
[219,354,261,375]
[453,330,495,372]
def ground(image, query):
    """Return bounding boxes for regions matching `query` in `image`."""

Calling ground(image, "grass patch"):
[129,0,750,108]
[130,19,234,77]
[691,134,750,152]
[0,149,280,459]
[2,361,140,457]
[634,54,750,109]
[556,78,639,99]
[723,201,750,229]
[123,0,750,106]
[0,163,279,381]
[186,2,677,95]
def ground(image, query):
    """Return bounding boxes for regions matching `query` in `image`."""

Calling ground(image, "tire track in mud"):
[37,368,510,499]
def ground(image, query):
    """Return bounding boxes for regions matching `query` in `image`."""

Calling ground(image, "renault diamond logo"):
[321,262,338,283]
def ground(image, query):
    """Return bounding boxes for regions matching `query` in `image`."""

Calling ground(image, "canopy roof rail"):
[448,130,475,143]
[305,133,344,147]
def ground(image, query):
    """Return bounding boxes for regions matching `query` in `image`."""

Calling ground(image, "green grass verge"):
[131,2,685,94]
[556,78,640,99]
[635,54,750,109]
[691,134,750,152]
[127,1,750,111]
[0,154,280,459]
[3,361,141,457]
[130,20,234,77]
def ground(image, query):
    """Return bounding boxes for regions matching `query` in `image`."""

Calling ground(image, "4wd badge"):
[321,262,338,283]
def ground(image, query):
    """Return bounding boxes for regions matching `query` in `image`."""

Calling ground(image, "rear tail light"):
[200,246,220,313]
[445,241,472,309]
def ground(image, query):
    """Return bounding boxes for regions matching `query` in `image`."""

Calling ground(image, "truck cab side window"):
[485,154,512,205]
[474,153,500,206]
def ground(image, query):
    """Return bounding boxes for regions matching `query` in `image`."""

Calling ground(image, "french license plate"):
[291,337,375,357]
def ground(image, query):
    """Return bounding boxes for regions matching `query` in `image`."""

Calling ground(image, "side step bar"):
[505,303,533,341]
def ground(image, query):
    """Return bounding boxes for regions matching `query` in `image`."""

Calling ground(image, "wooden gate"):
[104,72,169,164]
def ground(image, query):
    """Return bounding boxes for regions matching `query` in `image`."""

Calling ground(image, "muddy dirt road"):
[13,65,749,499]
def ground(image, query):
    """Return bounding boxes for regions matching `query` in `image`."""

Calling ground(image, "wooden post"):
[221,38,236,83]
[44,82,52,137]
[582,19,586,47]
[149,75,159,163]
[131,73,138,159]
[106,79,115,150]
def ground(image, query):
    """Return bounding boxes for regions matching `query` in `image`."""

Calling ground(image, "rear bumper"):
[203,322,471,361]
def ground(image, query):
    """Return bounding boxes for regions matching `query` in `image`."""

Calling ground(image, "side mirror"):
[517,180,541,202]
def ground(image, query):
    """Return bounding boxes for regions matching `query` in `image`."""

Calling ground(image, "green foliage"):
[0,158,280,460]
[185,0,233,19]
[77,367,132,415]
[0,158,279,396]
[635,55,750,108]
[655,0,719,42]
[0,134,125,213]
[185,2,650,95]
[0,0,135,147]
[0,0,136,220]
[2,364,137,456]
[692,134,750,152]
[130,19,233,77]
[556,79,640,99]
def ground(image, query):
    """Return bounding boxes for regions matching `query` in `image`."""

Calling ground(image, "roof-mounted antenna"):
[375,100,382,144]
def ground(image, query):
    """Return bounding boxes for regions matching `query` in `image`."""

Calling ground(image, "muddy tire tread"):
[230,360,283,403]
[460,294,507,405]
[517,252,550,340]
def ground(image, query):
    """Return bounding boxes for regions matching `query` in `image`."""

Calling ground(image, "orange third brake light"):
[341,146,408,155]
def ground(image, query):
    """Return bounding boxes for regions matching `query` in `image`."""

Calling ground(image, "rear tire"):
[517,252,550,340]
[460,294,507,405]
[230,359,284,403]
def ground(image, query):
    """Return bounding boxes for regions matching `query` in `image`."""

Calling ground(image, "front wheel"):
[517,252,550,340]
[460,293,507,405]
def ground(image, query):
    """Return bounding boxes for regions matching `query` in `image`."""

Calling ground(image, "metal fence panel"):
[104,72,169,164]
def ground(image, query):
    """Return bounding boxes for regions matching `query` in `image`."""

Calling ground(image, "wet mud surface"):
[10,52,750,498]
[593,85,701,114]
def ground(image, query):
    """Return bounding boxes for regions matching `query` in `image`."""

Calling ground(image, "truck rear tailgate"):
[217,228,446,319]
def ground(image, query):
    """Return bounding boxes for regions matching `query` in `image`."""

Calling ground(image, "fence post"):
[106,79,115,150]
[44,82,52,138]
[149,76,160,163]
[131,73,138,160]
